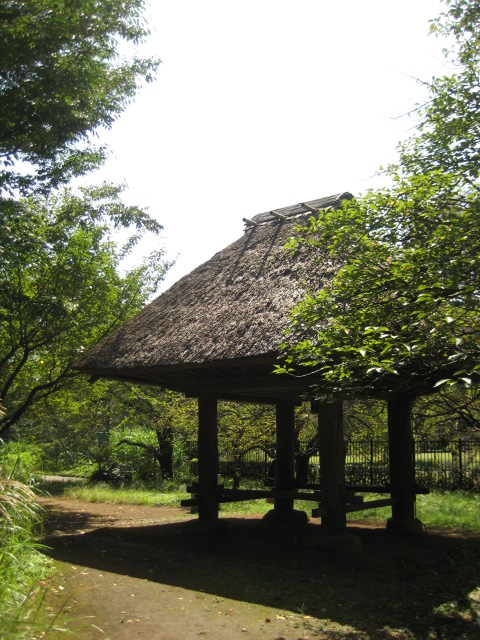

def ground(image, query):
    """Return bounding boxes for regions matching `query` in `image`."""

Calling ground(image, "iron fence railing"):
[187,438,480,491]
[415,439,480,491]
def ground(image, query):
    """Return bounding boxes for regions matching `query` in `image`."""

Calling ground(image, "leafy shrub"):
[0,441,43,483]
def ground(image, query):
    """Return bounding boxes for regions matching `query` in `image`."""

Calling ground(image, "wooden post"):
[317,400,346,533]
[386,396,422,535]
[273,403,296,514]
[264,402,307,522]
[197,395,219,522]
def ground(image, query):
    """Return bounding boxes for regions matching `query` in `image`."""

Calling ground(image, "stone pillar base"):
[263,508,309,524]
[386,517,424,536]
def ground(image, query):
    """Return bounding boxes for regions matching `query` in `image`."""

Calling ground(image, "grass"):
[0,478,56,640]
[55,481,480,533]
[416,490,480,531]
[62,481,189,506]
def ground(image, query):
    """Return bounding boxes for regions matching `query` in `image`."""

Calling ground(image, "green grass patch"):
[338,490,480,532]
[416,490,480,532]
[63,481,189,507]
[220,499,274,516]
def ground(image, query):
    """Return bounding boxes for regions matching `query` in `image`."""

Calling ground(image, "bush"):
[0,441,44,483]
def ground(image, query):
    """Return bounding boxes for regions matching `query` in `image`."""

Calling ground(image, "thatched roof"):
[75,193,352,402]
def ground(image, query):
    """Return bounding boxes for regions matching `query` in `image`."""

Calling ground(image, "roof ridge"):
[242,192,353,229]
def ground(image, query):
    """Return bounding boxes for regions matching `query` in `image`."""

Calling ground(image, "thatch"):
[75,193,352,402]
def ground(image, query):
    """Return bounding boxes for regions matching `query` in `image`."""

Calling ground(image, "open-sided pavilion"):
[76,193,424,536]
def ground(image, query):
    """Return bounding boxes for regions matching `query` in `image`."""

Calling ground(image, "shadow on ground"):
[41,503,480,639]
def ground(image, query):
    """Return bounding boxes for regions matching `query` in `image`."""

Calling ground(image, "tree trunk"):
[156,422,173,478]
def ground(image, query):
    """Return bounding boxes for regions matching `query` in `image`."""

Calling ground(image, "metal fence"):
[188,438,480,491]
[414,439,480,491]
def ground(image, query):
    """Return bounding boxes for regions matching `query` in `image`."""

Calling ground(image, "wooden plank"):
[296,484,429,495]
[217,488,323,503]
[180,498,199,507]
[346,494,365,505]
[345,497,398,514]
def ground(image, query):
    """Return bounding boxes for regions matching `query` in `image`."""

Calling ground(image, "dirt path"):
[38,497,480,640]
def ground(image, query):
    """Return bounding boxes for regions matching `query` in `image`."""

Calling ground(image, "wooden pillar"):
[273,403,296,514]
[197,395,219,522]
[317,400,346,533]
[386,396,422,535]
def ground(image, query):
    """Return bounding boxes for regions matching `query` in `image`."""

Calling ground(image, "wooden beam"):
[301,202,319,214]
[345,497,398,514]
[218,488,323,502]
[270,209,288,220]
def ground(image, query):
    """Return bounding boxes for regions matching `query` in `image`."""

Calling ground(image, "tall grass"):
[0,478,53,640]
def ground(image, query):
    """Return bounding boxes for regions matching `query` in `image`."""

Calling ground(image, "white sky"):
[93,0,449,290]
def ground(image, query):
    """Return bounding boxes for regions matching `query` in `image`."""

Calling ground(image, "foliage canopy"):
[0,0,158,194]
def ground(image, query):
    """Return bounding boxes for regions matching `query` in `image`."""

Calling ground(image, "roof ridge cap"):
[243,192,353,229]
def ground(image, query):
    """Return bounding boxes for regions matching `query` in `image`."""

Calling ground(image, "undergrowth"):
[0,478,55,640]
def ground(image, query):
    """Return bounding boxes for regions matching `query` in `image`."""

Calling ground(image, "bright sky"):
[94,0,448,290]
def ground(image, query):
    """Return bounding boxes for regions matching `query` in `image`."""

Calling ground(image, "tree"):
[0,184,172,435]
[0,0,158,194]
[414,387,480,438]
[217,402,276,487]
[278,0,480,400]
[112,387,198,481]
[0,1,172,451]
[18,377,198,481]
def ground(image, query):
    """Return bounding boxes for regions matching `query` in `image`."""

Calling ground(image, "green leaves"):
[0,0,159,194]
[0,185,171,434]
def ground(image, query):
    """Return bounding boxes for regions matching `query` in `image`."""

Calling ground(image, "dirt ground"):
[38,496,480,640]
